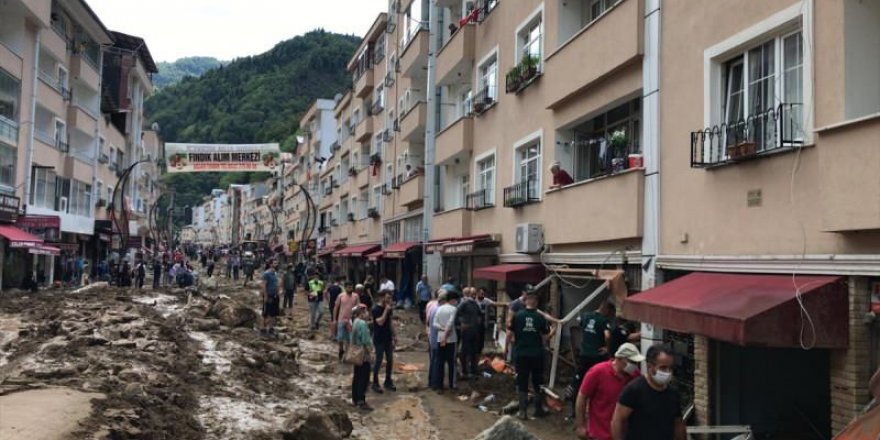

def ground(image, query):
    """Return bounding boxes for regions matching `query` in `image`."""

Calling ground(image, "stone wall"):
[829,276,873,434]
[693,335,711,426]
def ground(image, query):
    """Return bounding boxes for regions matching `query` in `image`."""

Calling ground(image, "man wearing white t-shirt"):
[379,275,397,307]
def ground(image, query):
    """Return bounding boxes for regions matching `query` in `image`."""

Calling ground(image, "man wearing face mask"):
[576,343,644,440]
[611,344,686,440]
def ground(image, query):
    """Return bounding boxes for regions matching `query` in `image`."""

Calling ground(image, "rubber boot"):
[533,391,549,418]
[517,392,529,420]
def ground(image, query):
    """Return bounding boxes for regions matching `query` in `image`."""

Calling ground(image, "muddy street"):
[0,279,574,439]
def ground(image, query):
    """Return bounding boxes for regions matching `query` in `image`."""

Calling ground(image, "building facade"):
[0,0,160,288]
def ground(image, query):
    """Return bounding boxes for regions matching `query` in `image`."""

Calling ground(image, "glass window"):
[0,69,21,121]
[477,155,495,204]
[518,15,542,64]
[478,55,498,101]
[585,0,621,25]
[0,144,15,190]
[516,140,542,196]
[569,98,641,181]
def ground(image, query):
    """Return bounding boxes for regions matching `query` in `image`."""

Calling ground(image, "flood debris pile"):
[471,416,541,440]
[282,404,354,440]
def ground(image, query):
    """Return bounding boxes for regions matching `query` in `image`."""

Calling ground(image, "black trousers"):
[418,300,428,323]
[152,271,160,288]
[351,360,371,405]
[459,328,480,375]
[372,341,394,385]
[283,290,294,308]
[437,343,457,389]
[515,355,544,394]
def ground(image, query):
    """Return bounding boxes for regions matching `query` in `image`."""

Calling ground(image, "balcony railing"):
[505,54,541,94]
[503,179,539,208]
[56,139,69,152]
[473,85,497,115]
[98,153,109,164]
[466,189,494,210]
[38,70,61,91]
[371,100,384,115]
[0,116,18,143]
[690,103,804,168]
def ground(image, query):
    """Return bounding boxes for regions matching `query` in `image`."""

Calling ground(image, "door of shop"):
[713,342,830,438]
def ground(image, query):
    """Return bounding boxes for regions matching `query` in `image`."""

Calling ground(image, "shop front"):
[624,272,850,438]
[16,214,61,287]
[89,220,113,274]
[429,234,499,289]
[382,241,422,305]
[332,243,380,283]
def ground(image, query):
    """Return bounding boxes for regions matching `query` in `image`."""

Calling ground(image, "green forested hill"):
[154,57,225,89]
[146,30,358,221]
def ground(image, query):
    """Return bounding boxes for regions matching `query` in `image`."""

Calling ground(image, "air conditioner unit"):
[515,223,543,254]
[59,196,69,213]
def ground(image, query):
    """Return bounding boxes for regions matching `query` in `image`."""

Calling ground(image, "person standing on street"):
[371,291,397,393]
[282,264,296,316]
[456,287,483,379]
[333,282,360,361]
[510,289,551,420]
[307,272,325,331]
[135,260,146,289]
[576,343,644,440]
[426,289,444,390]
[432,291,460,391]
[325,277,344,326]
[611,344,686,440]
[416,275,432,323]
[261,260,281,336]
[571,302,615,417]
[349,305,374,411]
[152,258,162,289]
[355,283,373,311]
[379,275,398,308]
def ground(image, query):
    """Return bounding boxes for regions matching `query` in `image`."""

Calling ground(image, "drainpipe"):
[640,0,662,355]
[23,28,41,211]
[422,1,441,287]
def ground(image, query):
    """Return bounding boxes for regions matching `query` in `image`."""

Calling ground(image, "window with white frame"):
[341,196,349,220]
[30,167,56,208]
[477,53,498,103]
[54,119,66,150]
[585,0,621,25]
[0,144,15,190]
[359,189,369,218]
[565,98,641,181]
[515,138,542,195]
[0,69,21,122]
[374,84,385,113]
[476,154,495,205]
[371,185,382,210]
[69,180,90,216]
[720,29,804,152]
[341,155,350,183]
[517,13,543,65]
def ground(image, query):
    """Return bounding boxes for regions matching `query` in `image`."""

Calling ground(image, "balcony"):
[400,101,427,142]
[431,208,472,240]
[63,155,92,182]
[354,117,374,142]
[36,74,65,115]
[0,41,23,79]
[70,54,100,90]
[690,104,804,168]
[398,174,424,208]
[354,69,374,99]
[98,153,109,164]
[472,86,497,115]
[0,117,18,145]
[437,24,475,85]
[543,0,642,108]
[399,29,429,78]
[42,28,68,60]
[355,164,371,188]
[543,168,643,244]
[818,114,880,232]
[435,116,473,165]
[68,105,98,135]
[502,179,539,208]
[466,189,494,211]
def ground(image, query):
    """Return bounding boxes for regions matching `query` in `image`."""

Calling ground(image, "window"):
[371,185,382,210]
[359,189,369,218]
[341,155,350,184]
[720,30,804,152]
[566,98,641,181]
[0,69,21,122]
[54,176,70,212]
[517,14,543,65]
[0,144,14,191]
[476,154,495,204]
[54,119,66,150]
[57,66,68,92]
[340,197,349,220]
[477,53,498,102]
[585,0,620,25]
[69,180,91,216]
[374,84,385,113]
[96,181,102,202]
[515,138,541,195]
[402,0,427,49]
[30,167,56,208]
[403,216,422,242]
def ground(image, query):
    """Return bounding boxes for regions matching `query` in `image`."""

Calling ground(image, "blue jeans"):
[429,346,440,389]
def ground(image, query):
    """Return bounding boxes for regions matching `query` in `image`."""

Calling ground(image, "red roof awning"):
[384,242,421,259]
[623,272,848,348]
[333,244,380,257]
[473,264,546,283]
[28,244,60,256]
[0,225,44,248]
[366,250,384,261]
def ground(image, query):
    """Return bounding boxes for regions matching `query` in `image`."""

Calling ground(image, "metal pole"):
[167,189,175,250]
[422,1,440,286]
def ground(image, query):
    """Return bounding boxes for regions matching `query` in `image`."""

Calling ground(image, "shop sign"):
[0,195,20,223]
[18,215,60,229]
[442,241,474,256]
[425,242,446,254]
[47,242,79,252]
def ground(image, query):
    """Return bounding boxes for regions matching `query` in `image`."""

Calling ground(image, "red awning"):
[28,244,60,256]
[366,250,384,262]
[0,225,44,248]
[316,247,337,258]
[623,272,848,348]
[383,242,420,259]
[333,244,380,257]
[473,264,546,283]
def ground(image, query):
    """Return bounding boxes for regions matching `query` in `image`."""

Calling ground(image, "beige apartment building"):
[282,0,879,436]
[0,0,159,288]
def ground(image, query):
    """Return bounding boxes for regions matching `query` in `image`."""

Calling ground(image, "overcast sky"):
[87,0,387,62]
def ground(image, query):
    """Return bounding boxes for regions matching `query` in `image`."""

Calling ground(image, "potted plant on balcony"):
[368,207,380,219]
[347,212,355,222]
[370,153,382,165]
[348,166,358,177]
[520,54,539,83]
[505,64,523,94]
[609,129,629,173]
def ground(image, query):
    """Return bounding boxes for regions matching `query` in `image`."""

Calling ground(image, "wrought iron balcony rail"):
[690,103,804,168]
[466,189,493,211]
[503,179,539,208]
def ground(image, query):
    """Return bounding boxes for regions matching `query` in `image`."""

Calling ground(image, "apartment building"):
[0,0,159,288]
[285,0,879,436]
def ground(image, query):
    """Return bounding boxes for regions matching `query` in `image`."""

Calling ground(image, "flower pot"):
[739,141,757,157]
[628,154,643,169]
[611,157,626,173]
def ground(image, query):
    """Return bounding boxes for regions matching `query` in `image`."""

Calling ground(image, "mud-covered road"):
[0,279,574,439]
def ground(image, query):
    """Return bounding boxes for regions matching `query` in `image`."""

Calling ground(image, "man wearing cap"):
[576,343,644,440]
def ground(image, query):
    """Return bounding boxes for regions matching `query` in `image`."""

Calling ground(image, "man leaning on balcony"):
[549,162,574,190]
